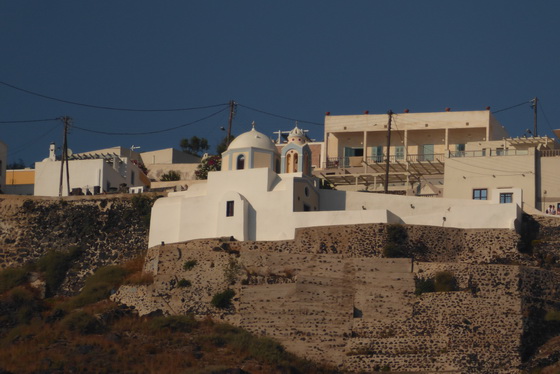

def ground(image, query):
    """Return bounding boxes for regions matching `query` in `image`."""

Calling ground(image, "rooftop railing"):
[449,149,530,157]
[540,149,560,157]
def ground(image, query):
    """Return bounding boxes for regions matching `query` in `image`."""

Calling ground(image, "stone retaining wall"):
[0,195,151,294]
[114,237,556,372]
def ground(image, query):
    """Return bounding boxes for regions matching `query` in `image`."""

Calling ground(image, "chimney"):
[49,143,56,161]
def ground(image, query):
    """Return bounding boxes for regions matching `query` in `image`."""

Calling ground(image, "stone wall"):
[0,195,152,294]
[113,220,560,373]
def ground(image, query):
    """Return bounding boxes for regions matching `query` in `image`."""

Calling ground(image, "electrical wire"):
[8,124,60,158]
[71,106,229,135]
[538,101,556,135]
[237,103,323,126]
[0,118,59,124]
[491,100,531,114]
[0,80,228,112]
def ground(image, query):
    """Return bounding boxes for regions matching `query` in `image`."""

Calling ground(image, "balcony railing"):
[323,153,444,169]
[540,149,560,157]
[449,149,530,157]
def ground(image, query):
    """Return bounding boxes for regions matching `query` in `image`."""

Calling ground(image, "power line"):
[537,100,555,134]
[0,80,228,112]
[71,106,229,135]
[0,118,59,124]
[8,124,59,158]
[237,103,323,126]
[491,100,531,114]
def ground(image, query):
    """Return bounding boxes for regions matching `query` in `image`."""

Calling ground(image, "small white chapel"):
[148,123,520,248]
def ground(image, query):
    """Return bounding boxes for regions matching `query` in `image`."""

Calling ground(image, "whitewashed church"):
[148,124,520,248]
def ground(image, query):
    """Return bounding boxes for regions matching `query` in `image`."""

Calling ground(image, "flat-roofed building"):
[5,168,34,195]
[318,109,560,213]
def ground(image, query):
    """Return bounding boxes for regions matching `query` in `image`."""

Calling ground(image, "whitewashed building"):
[34,144,149,196]
[148,123,520,248]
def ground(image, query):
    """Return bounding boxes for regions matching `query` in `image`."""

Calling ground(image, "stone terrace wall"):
[0,195,152,294]
[221,223,525,264]
[114,236,552,373]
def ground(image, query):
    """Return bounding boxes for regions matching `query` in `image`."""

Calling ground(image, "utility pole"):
[58,116,72,197]
[226,100,237,147]
[384,110,393,194]
[531,97,538,136]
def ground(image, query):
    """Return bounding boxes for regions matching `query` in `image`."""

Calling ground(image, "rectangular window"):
[500,193,513,204]
[226,201,234,217]
[421,144,434,161]
[369,146,384,162]
[395,146,404,160]
[473,188,487,200]
[452,144,465,157]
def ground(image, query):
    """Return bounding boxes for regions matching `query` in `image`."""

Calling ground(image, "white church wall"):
[149,196,183,247]
[217,191,249,241]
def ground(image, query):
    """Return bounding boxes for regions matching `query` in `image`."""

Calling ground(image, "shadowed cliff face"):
[0,195,158,295]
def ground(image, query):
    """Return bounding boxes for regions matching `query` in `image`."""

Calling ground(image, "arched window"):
[236,154,245,170]
[293,153,299,173]
[285,153,292,173]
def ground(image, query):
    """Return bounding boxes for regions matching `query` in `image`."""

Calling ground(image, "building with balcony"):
[318,110,560,212]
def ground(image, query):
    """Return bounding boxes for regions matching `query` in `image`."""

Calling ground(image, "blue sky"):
[1,1,559,166]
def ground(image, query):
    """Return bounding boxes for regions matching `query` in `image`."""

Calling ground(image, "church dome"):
[227,123,279,154]
[288,125,306,146]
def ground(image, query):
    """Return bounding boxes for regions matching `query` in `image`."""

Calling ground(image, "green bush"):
[224,258,242,285]
[211,289,235,309]
[434,271,457,292]
[211,323,294,366]
[6,286,42,324]
[36,246,83,296]
[177,279,191,288]
[61,310,103,334]
[149,314,198,332]
[387,224,408,244]
[383,224,409,258]
[383,243,407,258]
[414,276,435,295]
[160,170,181,181]
[130,194,159,227]
[69,265,128,308]
[545,310,560,322]
[183,260,197,271]
[415,271,458,295]
[0,267,28,294]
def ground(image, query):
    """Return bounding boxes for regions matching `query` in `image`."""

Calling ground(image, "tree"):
[216,135,235,154]
[180,136,209,157]
[7,159,26,169]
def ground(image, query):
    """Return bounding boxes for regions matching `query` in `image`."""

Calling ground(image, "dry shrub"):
[124,271,154,286]
[121,253,146,274]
